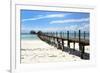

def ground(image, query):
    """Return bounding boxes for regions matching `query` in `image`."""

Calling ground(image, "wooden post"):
[67,31,70,48]
[51,32,53,46]
[79,30,84,59]
[54,32,56,47]
[73,31,76,51]
[62,39,64,51]
[51,32,53,45]
[82,46,85,54]
[79,30,81,58]
[57,32,61,49]
[60,32,62,50]
[49,32,52,45]
[83,31,85,54]
[67,31,69,40]
[56,32,59,49]
[53,32,55,46]
[55,32,58,47]
[79,30,81,50]
[57,38,60,49]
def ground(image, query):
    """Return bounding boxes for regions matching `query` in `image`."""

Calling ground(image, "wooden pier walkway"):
[31,30,90,60]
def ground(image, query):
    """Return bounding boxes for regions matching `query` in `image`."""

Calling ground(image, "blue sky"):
[21,10,90,33]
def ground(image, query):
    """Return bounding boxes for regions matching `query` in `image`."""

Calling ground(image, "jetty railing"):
[35,30,89,59]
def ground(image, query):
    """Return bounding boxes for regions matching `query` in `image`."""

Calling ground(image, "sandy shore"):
[21,40,89,64]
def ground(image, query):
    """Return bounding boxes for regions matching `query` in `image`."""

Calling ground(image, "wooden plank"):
[36,31,89,59]
[38,34,89,45]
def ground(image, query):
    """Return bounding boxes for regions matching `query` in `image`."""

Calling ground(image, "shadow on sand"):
[62,47,90,60]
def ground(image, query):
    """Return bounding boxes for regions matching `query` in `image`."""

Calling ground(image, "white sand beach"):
[21,40,89,64]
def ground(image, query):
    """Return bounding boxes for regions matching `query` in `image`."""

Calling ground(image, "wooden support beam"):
[79,30,81,51]
[82,46,85,54]
[84,31,85,40]
[67,31,70,48]
[55,32,58,47]
[57,38,61,49]
[80,45,85,59]
[73,31,76,51]
[79,30,83,59]
[73,42,75,51]
[37,31,89,59]
[67,31,69,40]
[62,39,64,51]
[68,41,70,48]
[80,44,84,59]
[78,30,85,59]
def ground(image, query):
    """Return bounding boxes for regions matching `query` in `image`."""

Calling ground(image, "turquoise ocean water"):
[21,33,89,40]
[21,33,40,40]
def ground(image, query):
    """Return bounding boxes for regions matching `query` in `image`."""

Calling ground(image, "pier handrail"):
[31,30,90,59]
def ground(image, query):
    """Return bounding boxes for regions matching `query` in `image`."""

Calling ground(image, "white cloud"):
[21,23,89,33]
[22,14,66,22]
[41,28,64,32]
[79,24,89,31]
[50,18,89,24]
[64,23,89,31]
[22,17,42,21]
[45,14,66,18]
[41,24,89,32]
[64,25,79,31]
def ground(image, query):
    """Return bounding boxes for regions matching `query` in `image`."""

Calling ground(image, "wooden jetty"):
[31,30,90,59]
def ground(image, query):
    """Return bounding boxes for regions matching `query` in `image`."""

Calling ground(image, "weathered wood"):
[67,31,70,48]
[67,31,69,40]
[40,33,89,45]
[73,42,75,51]
[78,30,85,59]
[57,39,61,49]
[61,39,64,50]
[82,46,85,54]
[73,31,76,51]
[79,30,81,51]
[36,30,89,59]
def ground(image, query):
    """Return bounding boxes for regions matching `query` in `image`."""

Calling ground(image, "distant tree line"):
[30,30,36,34]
